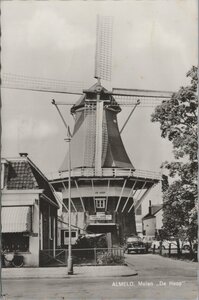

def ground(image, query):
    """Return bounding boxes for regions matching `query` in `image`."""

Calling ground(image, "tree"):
[151,66,198,246]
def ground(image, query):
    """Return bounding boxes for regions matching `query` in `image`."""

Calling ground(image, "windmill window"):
[95,198,106,208]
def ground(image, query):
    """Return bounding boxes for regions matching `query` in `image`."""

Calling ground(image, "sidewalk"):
[2,265,137,279]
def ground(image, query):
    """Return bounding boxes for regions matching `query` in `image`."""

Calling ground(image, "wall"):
[143,217,156,236]
[40,199,57,251]
[26,199,40,266]
[155,209,163,230]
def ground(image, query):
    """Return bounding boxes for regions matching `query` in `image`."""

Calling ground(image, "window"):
[64,231,76,238]
[95,198,106,209]
[2,233,29,252]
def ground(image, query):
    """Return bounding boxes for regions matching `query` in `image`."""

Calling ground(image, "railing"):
[47,168,161,181]
[40,247,124,267]
[134,169,161,180]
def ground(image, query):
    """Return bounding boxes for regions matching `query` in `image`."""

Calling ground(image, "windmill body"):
[51,82,160,246]
[60,83,134,171]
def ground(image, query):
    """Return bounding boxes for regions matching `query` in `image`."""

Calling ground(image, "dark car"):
[125,236,146,254]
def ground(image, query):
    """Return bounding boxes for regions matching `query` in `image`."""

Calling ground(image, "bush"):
[74,234,107,249]
[96,251,124,265]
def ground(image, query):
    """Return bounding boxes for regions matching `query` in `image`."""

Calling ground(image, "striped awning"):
[1,206,32,233]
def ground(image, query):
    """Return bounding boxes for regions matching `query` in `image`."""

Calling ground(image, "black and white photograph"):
[0,1,198,299]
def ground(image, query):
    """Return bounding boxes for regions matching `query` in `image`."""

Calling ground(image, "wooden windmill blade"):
[1,73,84,96]
[112,87,173,98]
[107,87,174,107]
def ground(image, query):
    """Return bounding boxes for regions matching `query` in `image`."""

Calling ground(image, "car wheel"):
[127,250,130,254]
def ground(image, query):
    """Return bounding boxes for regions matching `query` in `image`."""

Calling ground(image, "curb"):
[2,265,138,279]
[2,273,138,280]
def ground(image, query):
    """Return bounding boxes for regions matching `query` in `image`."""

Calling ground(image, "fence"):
[40,247,124,267]
[151,244,198,261]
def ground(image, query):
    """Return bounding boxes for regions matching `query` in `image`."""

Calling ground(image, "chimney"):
[149,200,152,214]
[19,153,28,157]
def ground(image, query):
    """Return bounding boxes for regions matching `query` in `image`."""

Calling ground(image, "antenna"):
[94,15,113,82]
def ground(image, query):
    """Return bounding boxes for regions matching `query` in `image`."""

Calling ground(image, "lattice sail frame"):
[2,73,84,95]
[94,15,113,81]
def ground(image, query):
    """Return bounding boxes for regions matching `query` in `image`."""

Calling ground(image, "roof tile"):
[7,161,38,189]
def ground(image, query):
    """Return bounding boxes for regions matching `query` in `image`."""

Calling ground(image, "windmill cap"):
[19,153,28,157]
[71,83,121,114]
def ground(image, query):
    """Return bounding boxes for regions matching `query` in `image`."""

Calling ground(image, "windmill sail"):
[111,87,173,107]
[112,87,173,98]
[1,73,84,95]
[94,15,113,81]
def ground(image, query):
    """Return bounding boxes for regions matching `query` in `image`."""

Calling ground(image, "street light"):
[65,131,73,275]
[52,100,73,275]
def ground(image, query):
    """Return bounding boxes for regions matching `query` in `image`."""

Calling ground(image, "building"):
[51,83,160,246]
[1,154,59,267]
[142,200,163,237]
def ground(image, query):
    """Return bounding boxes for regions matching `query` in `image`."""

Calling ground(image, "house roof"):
[2,156,58,207]
[6,159,38,190]
[142,204,162,220]
[151,205,163,215]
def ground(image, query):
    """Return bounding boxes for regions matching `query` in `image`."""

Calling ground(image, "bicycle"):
[2,251,24,268]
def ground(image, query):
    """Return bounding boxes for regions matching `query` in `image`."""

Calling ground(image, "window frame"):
[95,198,106,209]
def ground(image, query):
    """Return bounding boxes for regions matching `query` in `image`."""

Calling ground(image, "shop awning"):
[1,206,32,233]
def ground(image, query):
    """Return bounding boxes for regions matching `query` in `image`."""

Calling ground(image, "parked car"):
[150,240,161,250]
[150,238,191,250]
[125,236,146,254]
[142,236,155,251]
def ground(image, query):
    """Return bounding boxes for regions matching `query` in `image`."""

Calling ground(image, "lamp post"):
[51,100,73,274]
[65,128,73,275]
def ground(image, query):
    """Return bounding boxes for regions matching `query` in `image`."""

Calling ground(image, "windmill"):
[2,15,174,245]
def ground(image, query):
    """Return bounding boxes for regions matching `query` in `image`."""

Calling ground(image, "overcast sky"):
[1,0,198,206]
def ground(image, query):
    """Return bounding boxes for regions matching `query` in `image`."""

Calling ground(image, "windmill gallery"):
[1,16,173,267]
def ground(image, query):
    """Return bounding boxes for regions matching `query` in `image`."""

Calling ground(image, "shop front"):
[1,155,59,267]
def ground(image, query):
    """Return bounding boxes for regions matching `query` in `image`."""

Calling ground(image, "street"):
[2,254,198,300]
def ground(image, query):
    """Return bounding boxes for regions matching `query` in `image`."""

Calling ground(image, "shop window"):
[2,233,29,252]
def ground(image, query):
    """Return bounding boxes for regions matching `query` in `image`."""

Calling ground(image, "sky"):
[1,0,198,209]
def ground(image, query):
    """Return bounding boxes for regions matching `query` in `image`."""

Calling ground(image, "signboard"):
[89,214,112,221]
